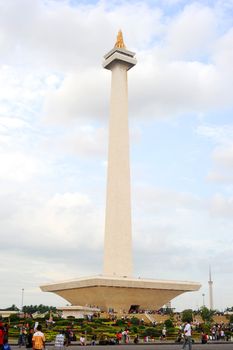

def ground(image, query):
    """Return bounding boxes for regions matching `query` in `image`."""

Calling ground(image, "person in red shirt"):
[0,322,5,350]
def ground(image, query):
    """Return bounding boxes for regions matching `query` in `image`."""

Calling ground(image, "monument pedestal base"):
[41,275,200,312]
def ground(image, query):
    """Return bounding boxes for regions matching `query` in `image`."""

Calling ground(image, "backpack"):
[3,344,11,350]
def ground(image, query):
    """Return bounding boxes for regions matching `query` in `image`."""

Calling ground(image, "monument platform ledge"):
[40,274,201,292]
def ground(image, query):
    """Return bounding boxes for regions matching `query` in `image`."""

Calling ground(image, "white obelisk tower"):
[41,32,201,312]
[103,31,136,277]
[208,266,214,310]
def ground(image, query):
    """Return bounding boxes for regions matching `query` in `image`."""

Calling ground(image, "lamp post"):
[21,288,24,312]
[202,293,205,307]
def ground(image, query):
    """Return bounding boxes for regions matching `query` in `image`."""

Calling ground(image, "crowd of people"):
[1,317,232,349]
[0,323,45,350]
[209,324,230,341]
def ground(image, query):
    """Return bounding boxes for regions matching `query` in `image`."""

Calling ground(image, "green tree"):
[164,318,174,328]
[4,304,19,311]
[199,306,215,323]
[225,306,233,312]
[22,305,56,314]
[230,314,233,324]
[181,309,193,323]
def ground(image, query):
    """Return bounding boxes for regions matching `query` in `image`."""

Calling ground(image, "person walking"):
[182,321,192,350]
[18,326,25,347]
[161,327,167,341]
[54,331,65,350]
[32,325,45,350]
[64,328,71,347]
[3,324,9,345]
[26,328,34,349]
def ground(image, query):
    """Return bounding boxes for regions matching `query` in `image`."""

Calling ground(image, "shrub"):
[9,315,20,322]
[115,319,125,327]
[164,319,174,328]
[199,323,211,334]
[139,325,145,330]
[131,326,138,334]
[54,320,71,326]
[130,317,140,325]
[84,326,93,334]
[142,327,160,338]
[93,319,102,325]
[225,330,232,340]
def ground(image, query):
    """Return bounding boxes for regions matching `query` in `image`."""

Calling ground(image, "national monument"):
[41,31,201,313]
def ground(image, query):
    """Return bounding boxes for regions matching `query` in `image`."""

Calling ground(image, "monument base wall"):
[41,275,201,312]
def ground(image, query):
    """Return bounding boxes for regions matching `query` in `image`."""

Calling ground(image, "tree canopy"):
[2,304,19,311]
[22,305,56,314]
[181,309,193,323]
[199,306,215,323]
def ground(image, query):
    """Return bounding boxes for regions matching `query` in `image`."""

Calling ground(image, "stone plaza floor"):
[10,343,233,350]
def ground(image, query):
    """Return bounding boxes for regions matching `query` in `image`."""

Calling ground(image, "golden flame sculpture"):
[114,30,126,49]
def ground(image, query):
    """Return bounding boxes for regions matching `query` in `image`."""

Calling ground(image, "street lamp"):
[202,293,205,307]
[21,288,24,312]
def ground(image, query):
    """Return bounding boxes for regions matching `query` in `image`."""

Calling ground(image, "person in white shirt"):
[80,336,85,346]
[182,321,192,350]
[54,331,65,349]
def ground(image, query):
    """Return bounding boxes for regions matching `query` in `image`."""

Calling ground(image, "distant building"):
[0,310,18,318]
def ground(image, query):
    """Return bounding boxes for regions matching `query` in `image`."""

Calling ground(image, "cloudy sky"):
[0,0,233,312]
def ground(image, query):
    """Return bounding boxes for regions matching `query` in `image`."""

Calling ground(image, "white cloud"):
[213,27,233,72]
[45,126,107,156]
[0,116,29,130]
[165,3,217,59]
[207,171,233,184]
[130,57,228,119]
[0,1,232,124]
[0,152,45,182]
[209,193,233,218]
[0,190,104,257]
[197,124,233,183]
[213,145,233,168]
[196,124,233,144]
[0,0,163,69]
[41,123,140,158]
[48,192,90,209]
[43,69,109,122]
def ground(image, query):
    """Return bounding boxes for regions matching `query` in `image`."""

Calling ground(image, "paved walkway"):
[11,343,233,350]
